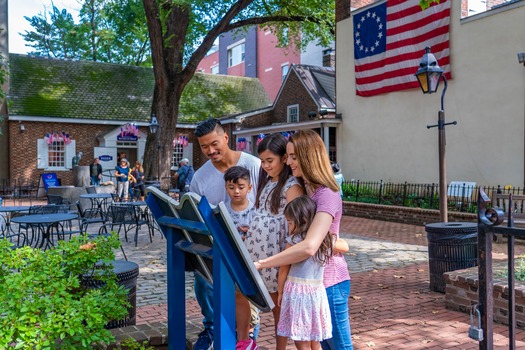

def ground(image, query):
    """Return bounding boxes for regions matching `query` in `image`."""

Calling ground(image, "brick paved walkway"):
[131,215,525,349]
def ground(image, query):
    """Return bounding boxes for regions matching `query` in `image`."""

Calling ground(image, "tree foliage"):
[141,0,335,183]
[22,0,150,66]
[21,0,335,181]
[419,0,441,10]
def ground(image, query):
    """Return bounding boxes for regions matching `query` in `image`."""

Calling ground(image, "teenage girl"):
[278,195,333,350]
[237,133,304,350]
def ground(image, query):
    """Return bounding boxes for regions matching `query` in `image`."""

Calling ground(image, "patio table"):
[80,193,113,220]
[11,213,78,249]
[0,205,30,238]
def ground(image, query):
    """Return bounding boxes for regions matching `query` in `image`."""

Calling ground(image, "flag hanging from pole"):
[353,0,450,97]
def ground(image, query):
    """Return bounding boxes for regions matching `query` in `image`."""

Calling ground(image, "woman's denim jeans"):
[321,280,353,350]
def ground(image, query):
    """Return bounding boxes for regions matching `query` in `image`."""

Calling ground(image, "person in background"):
[255,130,354,350]
[331,163,344,198]
[131,161,146,201]
[174,158,194,193]
[90,158,103,186]
[114,158,130,202]
[189,118,261,350]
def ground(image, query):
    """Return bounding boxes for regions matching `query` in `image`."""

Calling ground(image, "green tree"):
[141,0,335,183]
[22,0,150,65]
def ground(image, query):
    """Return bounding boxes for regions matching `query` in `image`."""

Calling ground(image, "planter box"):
[444,262,525,329]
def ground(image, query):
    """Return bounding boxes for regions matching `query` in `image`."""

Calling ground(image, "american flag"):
[353,0,450,97]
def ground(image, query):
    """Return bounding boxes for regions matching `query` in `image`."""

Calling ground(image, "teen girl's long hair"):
[288,130,339,193]
[255,133,294,214]
[284,195,333,264]
[135,161,144,173]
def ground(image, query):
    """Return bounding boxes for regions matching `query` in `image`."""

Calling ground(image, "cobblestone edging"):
[444,263,525,329]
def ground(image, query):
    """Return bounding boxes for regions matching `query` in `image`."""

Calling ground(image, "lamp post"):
[415,46,457,223]
[148,114,161,187]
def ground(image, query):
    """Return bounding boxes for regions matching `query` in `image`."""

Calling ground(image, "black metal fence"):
[342,180,523,213]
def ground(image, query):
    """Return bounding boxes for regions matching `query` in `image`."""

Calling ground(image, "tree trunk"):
[142,83,184,192]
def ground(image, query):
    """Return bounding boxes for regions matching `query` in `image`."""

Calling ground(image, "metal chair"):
[99,204,135,242]
[76,200,106,234]
[17,179,37,205]
[47,194,64,205]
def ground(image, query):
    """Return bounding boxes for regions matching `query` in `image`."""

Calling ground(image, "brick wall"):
[342,201,477,226]
[8,121,197,186]
[273,71,319,123]
[444,264,525,329]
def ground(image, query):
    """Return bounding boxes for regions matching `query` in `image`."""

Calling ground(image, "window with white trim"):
[48,141,65,167]
[172,144,184,169]
[228,41,245,67]
[37,139,76,170]
[287,104,299,123]
[170,137,193,170]
[211,65,219,74]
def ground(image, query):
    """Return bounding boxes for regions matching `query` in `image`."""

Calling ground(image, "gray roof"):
[290,64,336,110]
[7,54,270,123]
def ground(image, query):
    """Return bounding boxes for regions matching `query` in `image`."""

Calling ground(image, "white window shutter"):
[37,139,48,169]
[65,140,77,169]
[183,143,193,165]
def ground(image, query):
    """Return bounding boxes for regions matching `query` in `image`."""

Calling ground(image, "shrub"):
[0,233,129,349]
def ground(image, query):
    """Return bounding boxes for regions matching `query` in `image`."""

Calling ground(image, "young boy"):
[223,166,261,344]
[224,166,254,240]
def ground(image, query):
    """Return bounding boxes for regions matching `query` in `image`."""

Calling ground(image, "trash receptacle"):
[425,222,477,293]
[82,260,139,329]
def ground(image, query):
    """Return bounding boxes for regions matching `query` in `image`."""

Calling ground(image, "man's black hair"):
[194,118,224,137]
[224,166,251,184]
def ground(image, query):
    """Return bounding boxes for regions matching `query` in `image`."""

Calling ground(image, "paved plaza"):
[4,201,525,349]
[122,214,525,349]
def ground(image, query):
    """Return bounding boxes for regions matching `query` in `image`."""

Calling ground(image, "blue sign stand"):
[146,188,273,350]
[41,173,59,192]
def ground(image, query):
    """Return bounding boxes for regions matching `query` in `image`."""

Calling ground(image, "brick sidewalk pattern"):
[12,200,523,349]
[126,215,525,349]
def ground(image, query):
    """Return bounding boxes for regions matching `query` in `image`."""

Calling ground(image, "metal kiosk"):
[145,187,274,350]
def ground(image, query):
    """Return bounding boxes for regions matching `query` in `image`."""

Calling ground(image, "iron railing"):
[477,187,524,350]
[342,181,523,213]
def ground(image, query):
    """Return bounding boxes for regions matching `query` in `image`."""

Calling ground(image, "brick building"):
[226,64,341,162]
[197,25,336,102]
[0,54,270,188]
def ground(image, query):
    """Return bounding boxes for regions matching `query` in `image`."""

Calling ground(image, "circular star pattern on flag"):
[355,10,384,55]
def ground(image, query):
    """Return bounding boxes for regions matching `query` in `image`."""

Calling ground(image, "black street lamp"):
[148,114,161,185]
[415,46,456,223]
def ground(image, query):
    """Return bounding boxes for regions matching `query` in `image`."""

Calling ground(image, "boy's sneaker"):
[236,339,258,350]
[194,328,213,350]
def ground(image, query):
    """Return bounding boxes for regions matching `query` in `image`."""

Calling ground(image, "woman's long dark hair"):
[284,195,333,264]
[255,133,293,214]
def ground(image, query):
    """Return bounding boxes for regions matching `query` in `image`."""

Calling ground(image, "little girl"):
[278,195,333,350]
[237,133,304,350]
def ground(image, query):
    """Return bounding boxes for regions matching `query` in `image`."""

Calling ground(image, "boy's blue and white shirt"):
[225,200,255,238]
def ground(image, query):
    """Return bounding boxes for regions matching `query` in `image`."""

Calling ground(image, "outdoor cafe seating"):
[14,204,79,249]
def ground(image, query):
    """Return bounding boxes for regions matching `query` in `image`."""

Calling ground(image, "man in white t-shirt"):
[189,118,260,350]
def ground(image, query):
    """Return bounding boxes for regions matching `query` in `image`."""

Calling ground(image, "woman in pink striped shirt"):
[255,130,353,349]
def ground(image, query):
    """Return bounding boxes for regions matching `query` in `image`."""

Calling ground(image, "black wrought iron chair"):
[76,200,106,234]
[47,194,64,205]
